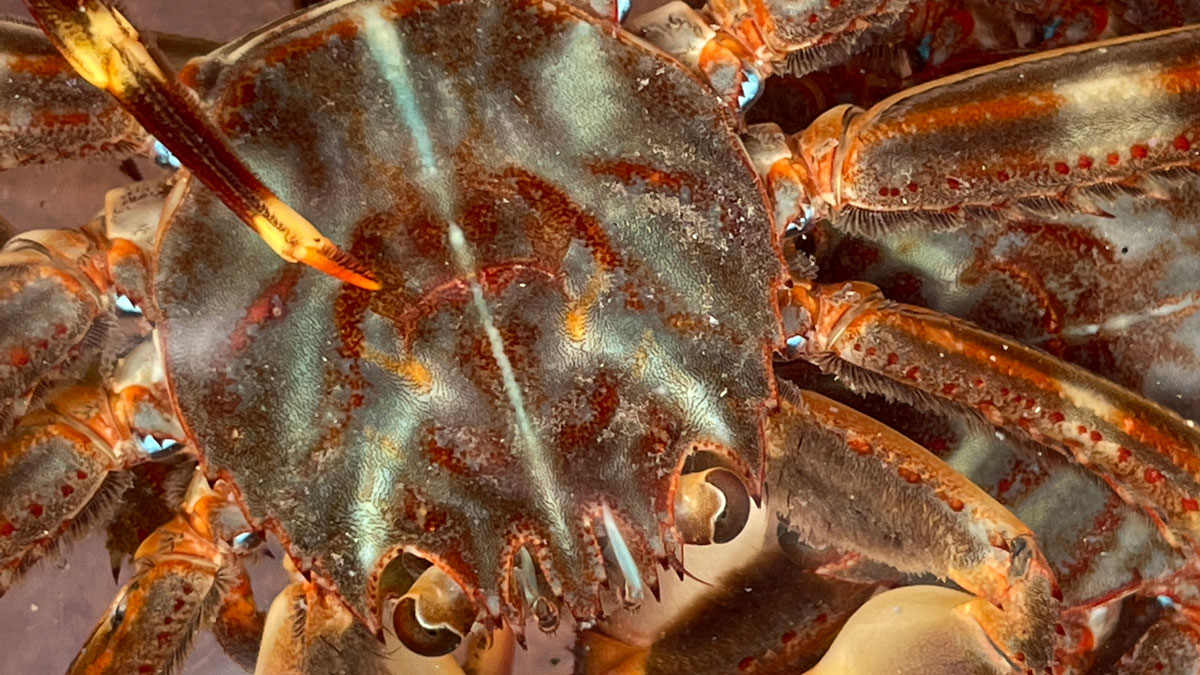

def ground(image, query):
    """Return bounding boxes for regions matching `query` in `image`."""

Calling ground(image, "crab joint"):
[22,0,380,291]
[392,564,476,657]
[674,467,751,545]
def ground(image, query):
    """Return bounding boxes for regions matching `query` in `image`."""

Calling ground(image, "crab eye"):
[675,467,751,545]
[391,564,475,657]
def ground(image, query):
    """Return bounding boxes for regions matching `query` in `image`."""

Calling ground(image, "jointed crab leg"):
[748,23,1200,233]
[0,18,146,170]
[786,280,1200,551]
[21,0,381,291]
[68,474,255,675]
[768,385,1061,671]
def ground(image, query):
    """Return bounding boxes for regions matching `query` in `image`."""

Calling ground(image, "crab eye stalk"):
[21,0,380,291]
[391,564,475,657]
[675,467,751,545]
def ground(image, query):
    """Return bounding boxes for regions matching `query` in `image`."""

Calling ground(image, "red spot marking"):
[853,342,862,351]
[9,347,30,367]
[997,478,1013,494]
[815,613,828,624]
[1090,431,1103,442]
[181,583,194,595]
[889,187,901,197]
[53,323,68,337]
[1145,468,1164,484]
[866,347,876,357]
[1156,663,1164,671]
[76,470,88,480]
[1024,398,1036,410]
[878,186,890,197]
[887,353,899,366]
[1055,624,1066,636]
[973,378,985,388]
[1016,652,1026,663]
[1051,586,1063,602]
[929,438,949,454]
[907,182,919,192]
[847,438,872,456]
[1054,162,1069,175]
[1175,136,1192,152]
[163,617,173,625]
[1131,144,1149,159]
[738,656,756,671]
[424,510,448,532]
[781,630,798,644]
[0,522,14,537]
[157,631,173,645]
[897,466,922,484]
[946,177,961,189]
[1077,155,1094,170]
[173,599,185,612]
[1048,411,1065,424]
[996,170,1010,182]
[138,666,154,674]
[28,503,43,518]
[1077,425,1088,435]
[904,366,920,380]
[60,484,74,497]
[807,13,819,24]
[1183,498,1199,512]
[947,497,965,512]
[1118,447,1132,462]
[1107,152,1121,165]
[942,383,957,395]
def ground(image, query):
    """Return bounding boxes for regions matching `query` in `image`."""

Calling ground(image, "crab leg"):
[786,280,1200,552]
[767,385,1061,671]
[0,18,146,170]
[0,384,129,594]
[0,226,114,431]
[1,330,184,594]
[20,0,380,291]
[255,559,390,675]
[748,24,1200,234]
[67,474,251,675]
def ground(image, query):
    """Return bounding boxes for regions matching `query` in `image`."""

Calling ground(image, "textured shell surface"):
[153,0,785,628]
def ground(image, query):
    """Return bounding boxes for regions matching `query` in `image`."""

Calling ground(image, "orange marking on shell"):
[1145,468,1164,484]
[846,437,872,455]
[9,347,29,367]
[1107,152,1121,165]
[1184,498,1199,512]
[263,20,360,68]
[5,55,70,77]
[1131,144,1149,159]
[897,466,922,484]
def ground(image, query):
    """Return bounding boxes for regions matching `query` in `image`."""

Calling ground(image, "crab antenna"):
[23,0,381,291]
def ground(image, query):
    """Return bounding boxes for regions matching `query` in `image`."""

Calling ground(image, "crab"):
[2,0,1200,672]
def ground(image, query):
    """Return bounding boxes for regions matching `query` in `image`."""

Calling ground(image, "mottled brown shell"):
[153,0,783,631]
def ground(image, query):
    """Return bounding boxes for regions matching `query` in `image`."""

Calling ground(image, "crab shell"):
[152,0,786,635]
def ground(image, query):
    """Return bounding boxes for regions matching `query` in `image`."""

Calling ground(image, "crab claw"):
[806,586,1013,675]
[391,563,476,657]
[21,0,380,291]
[675,467,752,545]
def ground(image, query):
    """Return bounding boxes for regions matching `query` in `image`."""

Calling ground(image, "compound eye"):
[391,564,474,657]
[675,467,751,545]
